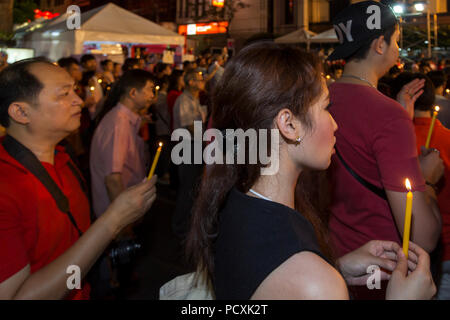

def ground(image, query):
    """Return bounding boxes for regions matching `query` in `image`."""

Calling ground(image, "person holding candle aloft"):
[392,72,450,299]
[0,59,157,299]
[89,69,157,295]
[427,70,450,130]
[91,69,157,218]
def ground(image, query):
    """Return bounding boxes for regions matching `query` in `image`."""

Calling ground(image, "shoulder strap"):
[2,135,83,236]
[335,147,387,200]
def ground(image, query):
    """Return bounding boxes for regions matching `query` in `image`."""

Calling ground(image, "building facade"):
[176,0,333,51]
[38,0,177,25]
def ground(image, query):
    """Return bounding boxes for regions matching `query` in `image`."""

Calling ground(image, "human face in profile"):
[27,63,83,139]
[296,80,338,170]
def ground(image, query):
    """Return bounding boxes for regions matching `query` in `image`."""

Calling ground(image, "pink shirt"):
[90,103,149,217]
[328,83,426,257]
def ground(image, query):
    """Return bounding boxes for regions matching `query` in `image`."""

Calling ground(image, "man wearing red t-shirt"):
[327,2,443,297]
[0,58,157,299]
[391,72,450,299]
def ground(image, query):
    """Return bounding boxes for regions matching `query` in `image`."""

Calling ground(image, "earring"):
[295,136,302,145]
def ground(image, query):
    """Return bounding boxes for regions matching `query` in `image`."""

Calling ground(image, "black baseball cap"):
[328,1,398,61]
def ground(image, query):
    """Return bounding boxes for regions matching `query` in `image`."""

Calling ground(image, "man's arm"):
[105,172,125,202]
[387,187,441,253]
[0,177,157,300]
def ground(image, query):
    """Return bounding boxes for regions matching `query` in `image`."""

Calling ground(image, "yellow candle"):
[425,106,440,148]
[148,142,163,179]
[402,178,413,258]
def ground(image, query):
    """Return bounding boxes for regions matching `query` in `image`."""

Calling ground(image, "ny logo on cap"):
[334,5,381,44]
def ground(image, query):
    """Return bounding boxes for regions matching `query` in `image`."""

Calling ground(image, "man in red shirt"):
[391,72,450,299]
[0,58,157,299]
[327,1,443,298]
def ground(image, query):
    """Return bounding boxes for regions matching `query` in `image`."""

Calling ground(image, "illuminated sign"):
[178,22,228,35]
[34,9,60,20]
[212,0,225,7]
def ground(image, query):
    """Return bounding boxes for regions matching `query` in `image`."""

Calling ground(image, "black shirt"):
[213,188,328,300]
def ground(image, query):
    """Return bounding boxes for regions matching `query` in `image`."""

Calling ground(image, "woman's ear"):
[275,108,303,143]
[8,102,31,125]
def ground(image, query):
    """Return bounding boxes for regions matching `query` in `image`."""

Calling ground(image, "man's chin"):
[66,120,81,134]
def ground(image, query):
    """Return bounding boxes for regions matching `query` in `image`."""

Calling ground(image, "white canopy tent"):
[274,28,317,51]
[17,3,184,61]
[310,28,339,43]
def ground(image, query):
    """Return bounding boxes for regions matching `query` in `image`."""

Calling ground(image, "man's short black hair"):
[95,69,156,125]
[345,23,398,62]
[184,69,201,87]
[58,57,79,69]
[101,59,112,69]
[391,72,435,112]
[80,54,95,65]
[0,57,54,127]
[154,62,169,74]
[427,70,447,89]
[122,58,139,72]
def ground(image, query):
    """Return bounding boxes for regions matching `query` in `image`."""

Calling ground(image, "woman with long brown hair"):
[185,42,436,299]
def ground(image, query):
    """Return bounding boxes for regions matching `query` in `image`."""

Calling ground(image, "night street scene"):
[1,0,450,309]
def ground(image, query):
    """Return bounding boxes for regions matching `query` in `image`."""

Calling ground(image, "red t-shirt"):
[414,118,450,261]
[0,141,91,299]
[328,83,426,257]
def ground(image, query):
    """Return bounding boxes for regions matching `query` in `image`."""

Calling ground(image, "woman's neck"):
[249,161,301,209]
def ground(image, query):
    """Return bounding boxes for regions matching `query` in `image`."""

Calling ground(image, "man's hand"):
[396,78,425,120]
[419,146,444,185]
[105,175,157,236]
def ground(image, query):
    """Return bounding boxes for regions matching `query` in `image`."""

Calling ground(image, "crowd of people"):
[0,0,449,300]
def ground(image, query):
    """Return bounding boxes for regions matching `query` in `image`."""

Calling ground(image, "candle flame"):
[446,89,450,94]
[90,86,95,91]
[158,142,163,147]
[98,79,103,83]
[405,178,411,191]
[326,75,331,79]
[156,86,160,91]
[435,106,440,112]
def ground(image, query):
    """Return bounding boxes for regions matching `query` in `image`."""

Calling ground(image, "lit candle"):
[425,106,440,148]
[148,142,163,179]
[98,78,103,84]
[326,75,331,80]
[89,86,95,92]
[402,178,413,258]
